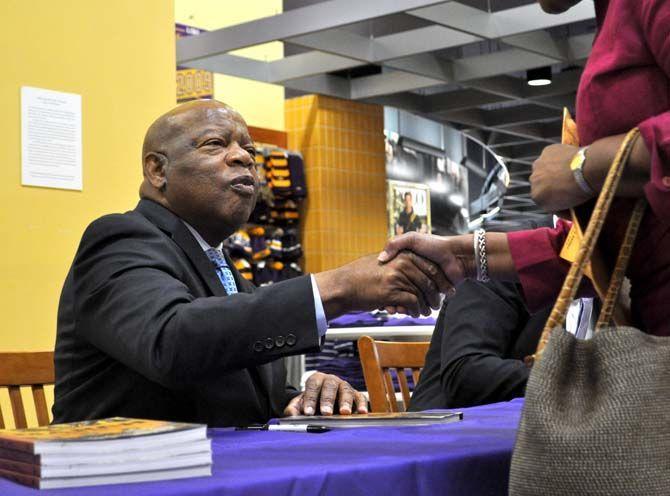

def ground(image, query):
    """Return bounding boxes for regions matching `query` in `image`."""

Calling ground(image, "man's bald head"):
[139,99,247,199]
[142,99,241,162]
[139,99,258,245]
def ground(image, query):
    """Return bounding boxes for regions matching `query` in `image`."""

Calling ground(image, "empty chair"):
[0,351,55,428]
[357,336,430,413]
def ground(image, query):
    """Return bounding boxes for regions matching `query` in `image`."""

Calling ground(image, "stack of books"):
[0,417,211,489]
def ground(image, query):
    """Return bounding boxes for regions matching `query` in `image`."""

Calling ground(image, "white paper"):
[21,86,82,190]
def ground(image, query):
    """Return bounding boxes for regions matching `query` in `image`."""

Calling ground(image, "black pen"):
[236,424,330,433]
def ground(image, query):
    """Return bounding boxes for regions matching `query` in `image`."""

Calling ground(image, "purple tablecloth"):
[0,399,523,495]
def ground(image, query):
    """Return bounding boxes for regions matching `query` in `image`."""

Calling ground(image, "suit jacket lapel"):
[135,199,227,297]
[173,224,228,297]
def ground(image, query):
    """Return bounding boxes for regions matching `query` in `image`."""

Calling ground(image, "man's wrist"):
[313,270,349,320]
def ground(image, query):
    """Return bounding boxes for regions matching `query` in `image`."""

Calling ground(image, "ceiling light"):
[448,193,464,207]
[527,67,552,86]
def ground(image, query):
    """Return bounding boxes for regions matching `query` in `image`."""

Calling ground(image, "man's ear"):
[143,152,169,190]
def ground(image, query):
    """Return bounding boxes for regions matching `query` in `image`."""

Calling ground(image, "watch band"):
[570,147,595,196]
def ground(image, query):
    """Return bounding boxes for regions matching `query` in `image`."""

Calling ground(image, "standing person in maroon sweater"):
[379,0,670,336]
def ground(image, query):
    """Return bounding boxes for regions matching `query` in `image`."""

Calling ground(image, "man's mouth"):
[229,175,257,197]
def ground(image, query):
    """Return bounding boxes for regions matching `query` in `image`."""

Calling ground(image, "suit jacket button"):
[286,333,297,346]
[253,340,264,352]
[264,337,275,350]
[275,335,285,348]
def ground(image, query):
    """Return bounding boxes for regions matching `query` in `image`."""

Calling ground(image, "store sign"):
[175,23,214,103]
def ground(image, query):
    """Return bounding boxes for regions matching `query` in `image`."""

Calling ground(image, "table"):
[0,399,524,495]
[325,325,434,341]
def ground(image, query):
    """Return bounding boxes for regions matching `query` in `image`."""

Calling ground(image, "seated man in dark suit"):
[54,100,447,426]
[409,280,550,410]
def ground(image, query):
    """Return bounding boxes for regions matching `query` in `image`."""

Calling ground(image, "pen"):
[236,424,330,433]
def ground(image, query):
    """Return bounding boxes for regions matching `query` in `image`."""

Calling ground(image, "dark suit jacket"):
[53,199,321,426]
[409,280,550,411]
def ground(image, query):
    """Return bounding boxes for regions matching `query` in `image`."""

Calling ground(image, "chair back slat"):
[397,369,412,410]
[0,352,55,428]
[382,370,398,412]
[411,369,421,385]
[32,386,50,426]
[8,386,27,429]
[358,336,430,413]
[357,336,388,413]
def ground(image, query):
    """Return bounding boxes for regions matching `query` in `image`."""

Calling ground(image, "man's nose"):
[226,143,254,168]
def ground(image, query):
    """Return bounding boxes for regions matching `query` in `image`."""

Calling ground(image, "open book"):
[279,411,463,428]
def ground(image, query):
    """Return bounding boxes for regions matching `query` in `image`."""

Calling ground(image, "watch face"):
[570,148,587,171]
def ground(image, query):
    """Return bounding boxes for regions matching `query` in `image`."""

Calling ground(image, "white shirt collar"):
[182,221,224,253]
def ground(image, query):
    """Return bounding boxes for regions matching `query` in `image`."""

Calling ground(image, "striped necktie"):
[205,248,238,294]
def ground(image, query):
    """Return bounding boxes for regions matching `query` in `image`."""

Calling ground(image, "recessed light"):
[527,67,552,86]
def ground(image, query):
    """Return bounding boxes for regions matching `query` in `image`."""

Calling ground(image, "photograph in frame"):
[387,180,431,239]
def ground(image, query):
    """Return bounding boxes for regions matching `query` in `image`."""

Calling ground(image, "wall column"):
[285,95,388,273]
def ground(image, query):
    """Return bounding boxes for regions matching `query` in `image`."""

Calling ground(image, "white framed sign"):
[21,86,82,190]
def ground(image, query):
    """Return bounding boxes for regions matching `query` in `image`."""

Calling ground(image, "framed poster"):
[387,180,431,238]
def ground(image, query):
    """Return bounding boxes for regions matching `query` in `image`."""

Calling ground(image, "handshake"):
[313,231,484,319]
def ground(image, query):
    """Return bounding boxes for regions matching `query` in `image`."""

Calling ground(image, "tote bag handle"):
[526,128,643,366]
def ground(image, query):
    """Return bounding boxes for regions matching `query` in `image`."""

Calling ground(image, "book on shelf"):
[279,410,463,428]
[0,417,212,489]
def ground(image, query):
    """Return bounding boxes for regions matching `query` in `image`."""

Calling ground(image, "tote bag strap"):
[525,128,642,366]
[595,198,646,329]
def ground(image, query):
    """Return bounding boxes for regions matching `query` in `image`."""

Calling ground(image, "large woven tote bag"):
[509,128,670,495]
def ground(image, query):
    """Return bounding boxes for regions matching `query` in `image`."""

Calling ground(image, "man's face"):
[163,106,259,239]
[404,194,413,210]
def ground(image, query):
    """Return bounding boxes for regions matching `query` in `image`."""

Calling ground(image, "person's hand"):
[377,233,470,290]
[315,251,452,319]
[530,144,593,213]
[283,372,368,416]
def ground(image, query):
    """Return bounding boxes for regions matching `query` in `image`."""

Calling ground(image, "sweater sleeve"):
[506,220,572,312]
[638,0,670,224]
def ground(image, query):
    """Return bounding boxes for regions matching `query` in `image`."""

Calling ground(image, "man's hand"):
[530,143,593,213]
[314,251,451,319]
[283,372,368,416]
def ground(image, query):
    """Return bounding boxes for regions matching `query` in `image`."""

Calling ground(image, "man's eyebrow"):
[191,127,253,146]
[194,128,227,139]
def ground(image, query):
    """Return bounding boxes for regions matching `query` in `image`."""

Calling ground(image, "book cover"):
[0,418,207,454]
[279,411,463,428]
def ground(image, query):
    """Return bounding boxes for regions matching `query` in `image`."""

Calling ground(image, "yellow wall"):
[0,0,175,356]
[175,0,285,130]
[286,95,388,272]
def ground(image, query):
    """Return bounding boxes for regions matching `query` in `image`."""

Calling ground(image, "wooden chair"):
[0,352,55,428]
[357,336,430,413]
